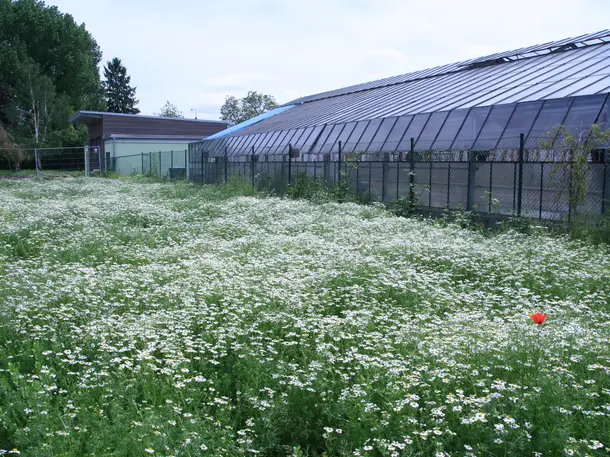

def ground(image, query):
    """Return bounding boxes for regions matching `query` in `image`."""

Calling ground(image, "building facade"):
[70,111,228,174]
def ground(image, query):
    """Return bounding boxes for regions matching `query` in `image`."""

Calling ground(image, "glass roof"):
[199,31,610,156]
[202,93,610,157]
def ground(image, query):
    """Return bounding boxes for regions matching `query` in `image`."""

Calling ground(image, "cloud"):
[205,73,275,89]
[48,0,610,119]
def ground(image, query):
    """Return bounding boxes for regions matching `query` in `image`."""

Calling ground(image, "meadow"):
[0,177,609,457]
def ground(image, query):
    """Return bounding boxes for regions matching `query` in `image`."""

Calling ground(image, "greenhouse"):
[196,30,610,159]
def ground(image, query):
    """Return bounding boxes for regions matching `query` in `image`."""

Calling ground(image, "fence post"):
[603,156,609,215]
[149,152,152,176]
[171,150,174,172]
[98,147,102,177]
[251,152,256,186]
[568,160,574,224]
[288,144,293,186]
[158,151,162,177]
[224,147,229,183]
[409,138,415,207]
[141,152,144,174]
[201,150,205,184]
[517,133,525,217]
[466,149,478,212]
[382,152,389,202]
[337,141,342,186]
[35,147,39,178]
[185,149,188,180]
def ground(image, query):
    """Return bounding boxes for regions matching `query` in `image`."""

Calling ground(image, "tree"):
[0,123,22,170]
[155,101,183,118]
[0,0,104,147]
[220,91,278,124]
[103,58,140,114]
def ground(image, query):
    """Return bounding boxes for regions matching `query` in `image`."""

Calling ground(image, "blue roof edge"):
[204,105,297,139]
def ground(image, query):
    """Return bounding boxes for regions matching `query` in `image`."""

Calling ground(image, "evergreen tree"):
[103,58,140,114]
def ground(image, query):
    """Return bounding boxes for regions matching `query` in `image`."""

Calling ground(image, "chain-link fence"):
[113,150,189,180]
[0,146,102,178]
[188,136,610,222]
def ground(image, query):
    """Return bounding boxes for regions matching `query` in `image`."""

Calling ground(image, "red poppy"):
[530,313,547,325]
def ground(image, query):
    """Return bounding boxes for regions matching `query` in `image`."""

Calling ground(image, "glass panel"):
[432,109,469,150]
[294,127,315,147]
[221,137,237,155]
[231,135,248,153]
[267,130,289,154]
[562,94,607,137]
[497,101,543,148]
[320,124,346,153]
[310,125,334,154]
[270,129,296,155]
[416,111,449,149]
[473,104,516,149]
[527,98,572,142]
[246,133,267,155]
[334,122,358,151]
[397,113,431,150]
[280,129,300,154]
[382,115,413,152]
[300,125,324,153]
[355,118,383,152]
[253,132,272,153]
[597,95,610,130]
[260,130,281,154]
[258,132,274,155]
[571,79,610,98]
[369,117,398,152]
[209,138,226,156]
[343,120,370,153]
[235,135,256,155]
[452,107,491,149]
[257,131,277,154]
[289,128,307,148]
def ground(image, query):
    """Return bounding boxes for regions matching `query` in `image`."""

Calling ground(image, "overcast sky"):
[49,0,610,121]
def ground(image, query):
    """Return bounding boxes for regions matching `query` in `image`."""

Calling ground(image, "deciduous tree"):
[155,101,183,118]
[220,91,278,124]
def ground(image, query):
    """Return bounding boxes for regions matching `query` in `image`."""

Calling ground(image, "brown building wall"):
[102,115,227,138]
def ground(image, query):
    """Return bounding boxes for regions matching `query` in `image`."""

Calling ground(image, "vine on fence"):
[540,124,610,215]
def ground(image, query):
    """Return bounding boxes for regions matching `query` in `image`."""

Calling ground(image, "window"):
[497,101,543,148]
[300,125,325,153]
[310,125,334,154]
[397,113,431,150]
[562,94,607,137]
[368,117,398,152]
[527,98,572,142]
[294,127,315,148]
[432,109,469,150]
[381,116,413,151]
[333,122,358,151]
[416,111,449,149]
[452,107,491,149]
[320,124,346,153]
[355,118,383,151]
[342,120,370,152]
[473,104,516,149]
